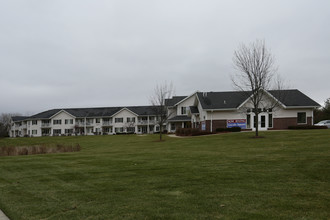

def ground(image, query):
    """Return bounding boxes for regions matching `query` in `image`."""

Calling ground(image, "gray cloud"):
[1,0,329,114]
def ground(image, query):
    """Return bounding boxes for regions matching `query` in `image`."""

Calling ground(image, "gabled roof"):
[268,89,320,107]
[165,96,187,107]
[197,91,251,110]
[196,89,319,110]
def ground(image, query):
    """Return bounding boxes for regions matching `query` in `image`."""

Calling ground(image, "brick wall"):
[202,120,227,132]
[271,117,312,129]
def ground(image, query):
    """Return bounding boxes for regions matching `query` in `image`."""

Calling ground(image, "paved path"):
[0,209,9,220]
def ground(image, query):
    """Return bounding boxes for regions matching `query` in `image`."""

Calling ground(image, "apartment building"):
[10,106,164,137]
[10,89,320,137]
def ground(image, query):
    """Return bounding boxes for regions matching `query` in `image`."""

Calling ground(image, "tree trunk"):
[159,123,162,141]
[255,112,259,137]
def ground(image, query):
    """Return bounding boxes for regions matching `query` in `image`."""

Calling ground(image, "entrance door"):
[253,114,268,131]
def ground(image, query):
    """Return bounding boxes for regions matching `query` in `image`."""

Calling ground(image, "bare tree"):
[150,82,175,141]
[232,40,284,137]
[0,113,15,137]
[124,120,136,134]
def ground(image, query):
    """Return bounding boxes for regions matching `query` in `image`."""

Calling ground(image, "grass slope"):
[0,130,329,219]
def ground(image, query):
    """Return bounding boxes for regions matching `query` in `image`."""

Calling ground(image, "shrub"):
[215,127,242,132]
[176,128,211,136]
[288,125,328,129]
[191,131,213,136]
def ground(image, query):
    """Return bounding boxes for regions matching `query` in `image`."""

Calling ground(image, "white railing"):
[138,120,157,125]
[102,121,113,126]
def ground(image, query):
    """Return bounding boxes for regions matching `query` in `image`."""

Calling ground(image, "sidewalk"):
[0,209,9,220]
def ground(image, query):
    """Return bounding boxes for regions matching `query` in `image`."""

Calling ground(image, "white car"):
[315,120,330,128]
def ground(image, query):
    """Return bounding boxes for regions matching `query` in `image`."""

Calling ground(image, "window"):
[268,114,273,128]
[53,129,61,135]
[103,127,110,133]
[261,115,266,128]
[171,123,175,130]
[32,120,38,125]
[86,119,93,124]
[297,112,306,124]
[65,129,73,134]
[127,117,135,123]
[32,130,37,135]
[53,120,62,125]
[65,119,73,124]
[115,127,123,133]
[181,107,187,115]
[246,114,251,129]
[115,118,123,123]
[96,118,100,123]
[127,127,135,133]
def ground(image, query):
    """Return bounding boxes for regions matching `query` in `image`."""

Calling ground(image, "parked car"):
[315,120,330,128]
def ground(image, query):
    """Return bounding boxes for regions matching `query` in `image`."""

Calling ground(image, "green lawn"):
[0,130,329,220]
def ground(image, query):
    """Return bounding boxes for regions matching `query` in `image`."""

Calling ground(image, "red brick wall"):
[272,117,312,129]
[202,120,227,132]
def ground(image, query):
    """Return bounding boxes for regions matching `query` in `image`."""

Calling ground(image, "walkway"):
[0,209,9,220]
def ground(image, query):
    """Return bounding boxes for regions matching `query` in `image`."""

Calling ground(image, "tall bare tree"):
[232,40,284,137]
[150,82,175,141]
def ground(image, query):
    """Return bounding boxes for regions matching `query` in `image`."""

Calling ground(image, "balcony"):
[75,122,93,127]
[102,121,113,126]
[138,120,157,125]
[41,123,51,128]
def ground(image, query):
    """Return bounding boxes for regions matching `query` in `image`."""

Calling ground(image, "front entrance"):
[252,113,269,131]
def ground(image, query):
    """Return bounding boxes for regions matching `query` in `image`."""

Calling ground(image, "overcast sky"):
[1,0,329,115]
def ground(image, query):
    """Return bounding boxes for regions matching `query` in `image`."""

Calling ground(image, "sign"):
[227,119,246,129]
[201,121,206,131]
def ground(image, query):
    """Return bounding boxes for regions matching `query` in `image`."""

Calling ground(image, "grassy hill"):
[0,130,329,219]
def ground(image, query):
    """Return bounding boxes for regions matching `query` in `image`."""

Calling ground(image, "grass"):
[0,130,329,219]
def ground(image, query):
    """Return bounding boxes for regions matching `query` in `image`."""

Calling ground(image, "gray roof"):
[268,89,320,107]
[197,91,250,109]
[168,115,191,122]
[11,116,30,122]
[26,106,162,120]
[189,106,199,114]
[197,89,320,110]
[165,96,187,107]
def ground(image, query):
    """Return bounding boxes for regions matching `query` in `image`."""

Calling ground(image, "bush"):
[215,127,242,132]
[288,125,328,129]
[176,128,211,136]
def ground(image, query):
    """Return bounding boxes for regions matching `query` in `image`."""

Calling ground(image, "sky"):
[1,0,329,115]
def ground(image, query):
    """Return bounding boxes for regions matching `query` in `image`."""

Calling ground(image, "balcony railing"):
[138,120,157,125]
[102,121,113,126]
[75,122,94,127]
[41,123,51,127]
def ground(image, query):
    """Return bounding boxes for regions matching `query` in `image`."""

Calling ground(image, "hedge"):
[215,127,242,132]
[175,128,212,136]
[288,125,328,129]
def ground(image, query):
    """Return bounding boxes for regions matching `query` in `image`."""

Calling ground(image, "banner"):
[227,119,246,129]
